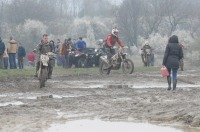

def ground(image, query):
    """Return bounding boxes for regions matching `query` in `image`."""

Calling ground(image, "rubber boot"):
[173,79,177,91]
[167,76,171,91]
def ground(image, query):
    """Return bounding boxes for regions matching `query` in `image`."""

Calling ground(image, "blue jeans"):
[9,53,17,69]
[57,54,62,66]
[167,68,178,80]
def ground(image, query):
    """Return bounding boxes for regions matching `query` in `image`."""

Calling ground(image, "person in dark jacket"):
[162,35,183,91]
[17,43,26,69]
[49,40,55,53]
[55,39,62,66]
[0,37,5,69]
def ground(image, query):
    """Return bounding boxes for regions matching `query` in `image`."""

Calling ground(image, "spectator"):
[7,36,17,69]
[55,39,62,66]
[151,48,155,66]
[17,43,26,69]
[49,40,55,52]
[0,37,5,69]
[71,39,77,51]
[76,37,86,52]
[179,43,186,71]
[60,38,72,68]
[28,51,35,67]
[3,51,8,69]
[162,35,183,91]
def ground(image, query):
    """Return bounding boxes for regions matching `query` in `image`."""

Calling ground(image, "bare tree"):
[163,0,190,35]
[142,0,165,38]
[117,0,143,48]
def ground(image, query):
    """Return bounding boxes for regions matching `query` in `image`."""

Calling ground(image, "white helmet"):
[98,39,103,43]
[144,40,149,46]
[112,28,119,37]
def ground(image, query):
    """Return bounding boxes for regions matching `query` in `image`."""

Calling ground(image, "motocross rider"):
[34,34,55,79]
[141,41,151,65]
[104,27,124,65]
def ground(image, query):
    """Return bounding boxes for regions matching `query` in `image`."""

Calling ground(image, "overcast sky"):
[109,0,123,6]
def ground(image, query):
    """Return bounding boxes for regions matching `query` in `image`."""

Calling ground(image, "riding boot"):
[107,58,112,68]
[167,76,171,91]
[173,79,177,91]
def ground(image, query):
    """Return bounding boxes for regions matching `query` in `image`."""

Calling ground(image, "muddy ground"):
[0,68,200,132]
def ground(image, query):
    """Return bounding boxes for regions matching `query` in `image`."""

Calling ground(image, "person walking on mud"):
[162,35,183,91]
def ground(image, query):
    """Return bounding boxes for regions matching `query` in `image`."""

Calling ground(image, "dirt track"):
[0,68,200,132]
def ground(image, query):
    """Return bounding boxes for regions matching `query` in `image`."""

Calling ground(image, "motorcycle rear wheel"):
[122,59,134,74]
[99,62,111,75]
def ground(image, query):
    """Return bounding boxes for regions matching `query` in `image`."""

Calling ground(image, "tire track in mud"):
[0,70,200,131]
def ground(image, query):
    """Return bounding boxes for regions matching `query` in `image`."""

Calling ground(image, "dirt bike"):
[144,49,151,67]
[37,52,56,88]
[99,47,134,75]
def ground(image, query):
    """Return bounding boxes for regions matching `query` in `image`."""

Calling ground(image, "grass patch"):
[0,69,35,78]
[0,66,160,79]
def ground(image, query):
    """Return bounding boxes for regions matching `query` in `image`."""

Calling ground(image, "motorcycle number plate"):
[40,55,49,66]
[43,62,48,66]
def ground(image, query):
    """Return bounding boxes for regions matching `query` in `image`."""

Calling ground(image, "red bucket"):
[161,67,169,77]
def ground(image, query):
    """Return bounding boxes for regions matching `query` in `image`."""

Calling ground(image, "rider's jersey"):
[106,34,124,47]
[142,45,151,50]
[38,41,52,55]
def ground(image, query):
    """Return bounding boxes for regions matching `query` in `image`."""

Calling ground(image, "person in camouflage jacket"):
[35,34,55,79]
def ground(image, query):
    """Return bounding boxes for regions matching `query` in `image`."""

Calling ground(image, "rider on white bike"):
[104,27,124,66]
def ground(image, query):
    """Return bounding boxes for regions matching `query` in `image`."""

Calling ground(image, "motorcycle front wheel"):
[39,68,47,88]
[122,59,134,74]
[99,62,111,75]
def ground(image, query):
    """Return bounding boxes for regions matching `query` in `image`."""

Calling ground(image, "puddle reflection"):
[0,101,24,107]
[46,120,182,132]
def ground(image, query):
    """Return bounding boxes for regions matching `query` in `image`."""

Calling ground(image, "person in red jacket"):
[28,51,35,67]
[104,28,124,64]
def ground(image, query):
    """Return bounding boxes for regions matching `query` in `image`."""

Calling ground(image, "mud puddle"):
[106,84,200,89]
[46,120,182,132]
[0,101,24,107]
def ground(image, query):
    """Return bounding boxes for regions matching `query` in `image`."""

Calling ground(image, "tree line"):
[0,0,200,52]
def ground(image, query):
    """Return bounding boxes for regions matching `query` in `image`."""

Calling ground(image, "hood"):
[9,40,17,44]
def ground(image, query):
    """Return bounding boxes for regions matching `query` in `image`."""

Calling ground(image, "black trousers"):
[104,45,115,60]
